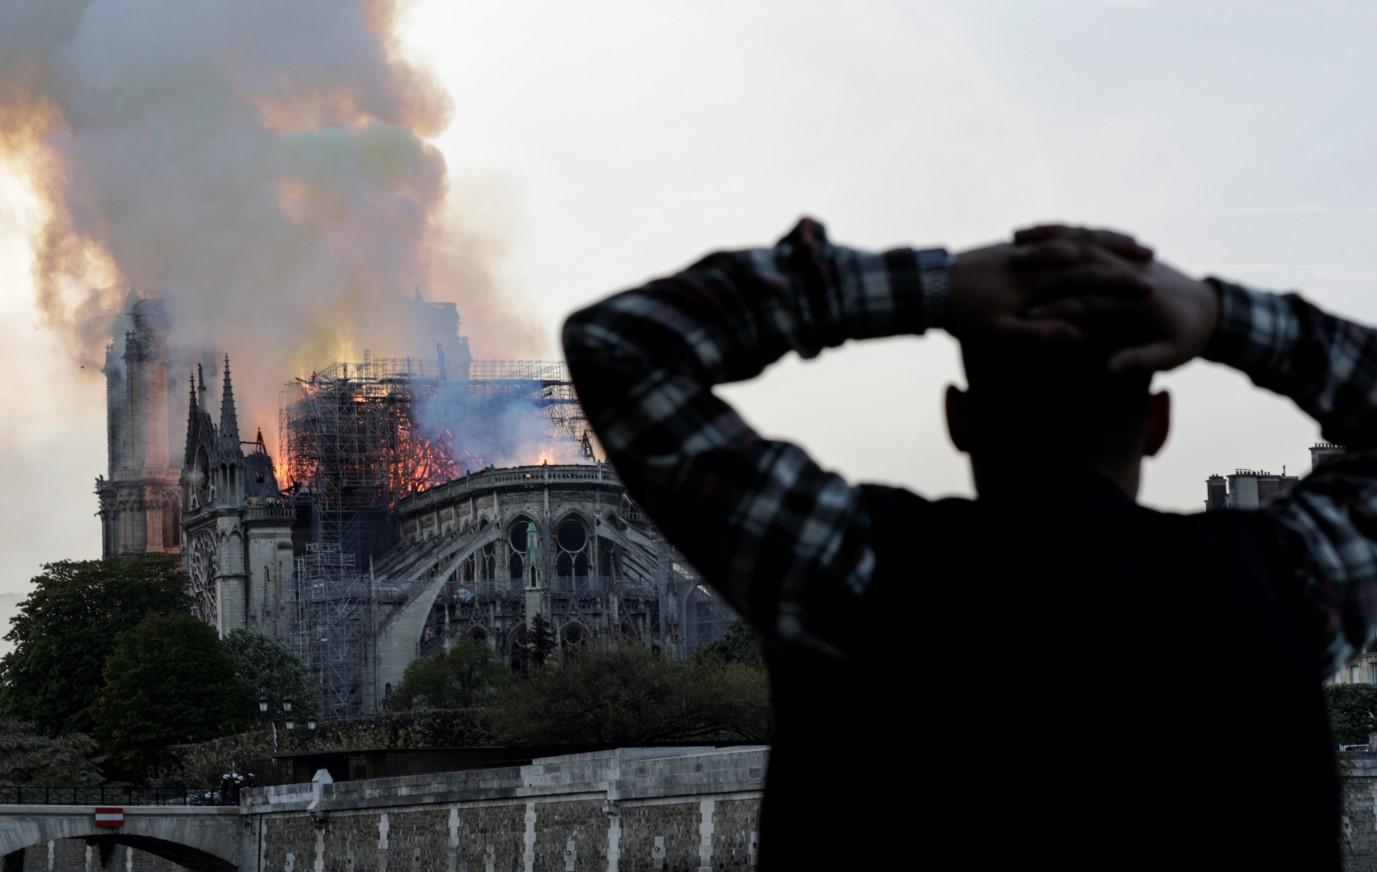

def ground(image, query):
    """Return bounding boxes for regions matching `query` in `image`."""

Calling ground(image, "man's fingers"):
[1108,341,1179,373]
[1027,291,1146,321]
[1028,264,1152,301]
[1013,225,1153,262]
[994,317,1083,343]
[1088,229,1153,262]
[1009,240,1085,269]
[1013,224,1076,244]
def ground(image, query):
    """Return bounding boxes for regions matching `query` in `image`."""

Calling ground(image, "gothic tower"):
[95,298,183,558]
[181,357,296,638]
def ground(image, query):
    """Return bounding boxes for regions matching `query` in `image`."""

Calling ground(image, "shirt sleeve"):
[562,218,947,658]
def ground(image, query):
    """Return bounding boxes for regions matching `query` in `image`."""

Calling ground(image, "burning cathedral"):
[97,295,734,718]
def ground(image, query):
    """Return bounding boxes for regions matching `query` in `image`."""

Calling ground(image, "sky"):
[1,0,1375,609]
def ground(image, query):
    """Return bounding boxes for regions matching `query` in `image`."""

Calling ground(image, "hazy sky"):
[2,0,1375,602]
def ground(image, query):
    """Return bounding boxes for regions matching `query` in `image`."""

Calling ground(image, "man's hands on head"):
[948,224,1221,374]
[1012,224,1221,373]
[949,229,1152,343]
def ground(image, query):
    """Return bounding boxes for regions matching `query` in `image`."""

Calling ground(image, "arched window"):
[556,516,590,579]
[508,517,535,580]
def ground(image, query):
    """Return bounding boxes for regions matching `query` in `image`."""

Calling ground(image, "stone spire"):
[219,355,240,450]
[184,371,199,464]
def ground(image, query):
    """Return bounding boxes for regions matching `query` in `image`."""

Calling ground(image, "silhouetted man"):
[562,219,1377,869]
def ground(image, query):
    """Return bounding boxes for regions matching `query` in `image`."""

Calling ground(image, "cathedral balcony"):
[244,504,295,523]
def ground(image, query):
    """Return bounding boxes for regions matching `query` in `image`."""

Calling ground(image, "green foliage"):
[223,629,318,719]
[155,709,497,786]
[491,642,769,746]
[527,615,556,668]
[392,640,508,711]
[1326,684,1377,745]
[0,559,191,734]
[93,613,255,781]
[0,718,102,784]
[693,620,763,667]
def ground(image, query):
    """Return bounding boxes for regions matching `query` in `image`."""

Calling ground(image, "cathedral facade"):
[180,359,295,637]
[98,296,735,718]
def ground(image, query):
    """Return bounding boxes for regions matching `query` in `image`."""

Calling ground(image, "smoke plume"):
[0,0,542,446]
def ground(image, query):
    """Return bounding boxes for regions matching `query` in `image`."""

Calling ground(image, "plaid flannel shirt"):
[562,218,1377,675]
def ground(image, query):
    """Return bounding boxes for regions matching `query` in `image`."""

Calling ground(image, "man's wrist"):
[916,247,955,330]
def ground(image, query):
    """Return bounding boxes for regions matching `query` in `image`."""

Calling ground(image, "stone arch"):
[0,810,239,871]
[372,525,501,697]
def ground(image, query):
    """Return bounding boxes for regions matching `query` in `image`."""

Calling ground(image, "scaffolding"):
[279,356,593,717]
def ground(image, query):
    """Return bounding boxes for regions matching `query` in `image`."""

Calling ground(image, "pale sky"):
[2,0,1375,604]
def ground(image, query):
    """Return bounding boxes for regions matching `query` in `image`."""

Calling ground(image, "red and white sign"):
[93,808,124,828]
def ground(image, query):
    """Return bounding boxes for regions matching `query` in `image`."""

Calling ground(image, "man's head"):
[945,335,1170,499]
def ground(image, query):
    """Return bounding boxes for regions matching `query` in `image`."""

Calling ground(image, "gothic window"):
[598,537,617,580]
[555,517,589,579]
[191,448,211,509]
[508,517,534,581]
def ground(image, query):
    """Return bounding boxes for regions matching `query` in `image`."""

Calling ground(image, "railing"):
[398,464,622,517]
[0,785,236,806]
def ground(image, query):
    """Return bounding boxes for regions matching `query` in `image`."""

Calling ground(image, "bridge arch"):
[0,805,240,871]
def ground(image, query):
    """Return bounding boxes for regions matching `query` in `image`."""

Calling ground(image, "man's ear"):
[1143,390,1170,457]
[946,385,971,454]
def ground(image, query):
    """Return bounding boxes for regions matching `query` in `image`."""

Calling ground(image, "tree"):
[392,639,508,711]
[223,630,318,719]
[92,613,255,781]
[1326,684,1377,745]
[527,615,556,668]
[0,719,102,784]
[693,620,764,667]
[491,643,768,745]
[0,559,191,734]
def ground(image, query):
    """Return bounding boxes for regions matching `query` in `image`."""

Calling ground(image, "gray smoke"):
[0,0,541,443]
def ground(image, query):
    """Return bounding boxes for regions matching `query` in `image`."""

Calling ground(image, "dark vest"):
[758,474,1339,870]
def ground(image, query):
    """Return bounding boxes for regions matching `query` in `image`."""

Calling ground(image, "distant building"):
[1204,444,1373,687]
[1203,443,1346,511]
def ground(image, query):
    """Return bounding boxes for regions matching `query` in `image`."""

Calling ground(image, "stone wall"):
[243,746,765,872]
[1343,752,1377,870]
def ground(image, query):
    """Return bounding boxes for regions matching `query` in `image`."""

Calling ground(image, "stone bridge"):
[1,746,765,871]
[0,805,243,871]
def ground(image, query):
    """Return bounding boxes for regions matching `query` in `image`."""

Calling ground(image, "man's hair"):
[958,336,1154,466]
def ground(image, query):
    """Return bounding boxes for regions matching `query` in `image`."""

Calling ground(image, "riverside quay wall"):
[241,746,765,871]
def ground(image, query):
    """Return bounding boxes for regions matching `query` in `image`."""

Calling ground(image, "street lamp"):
[259,690,297,752]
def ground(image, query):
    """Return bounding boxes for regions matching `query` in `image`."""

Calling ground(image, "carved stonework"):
[188,530,219,624]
